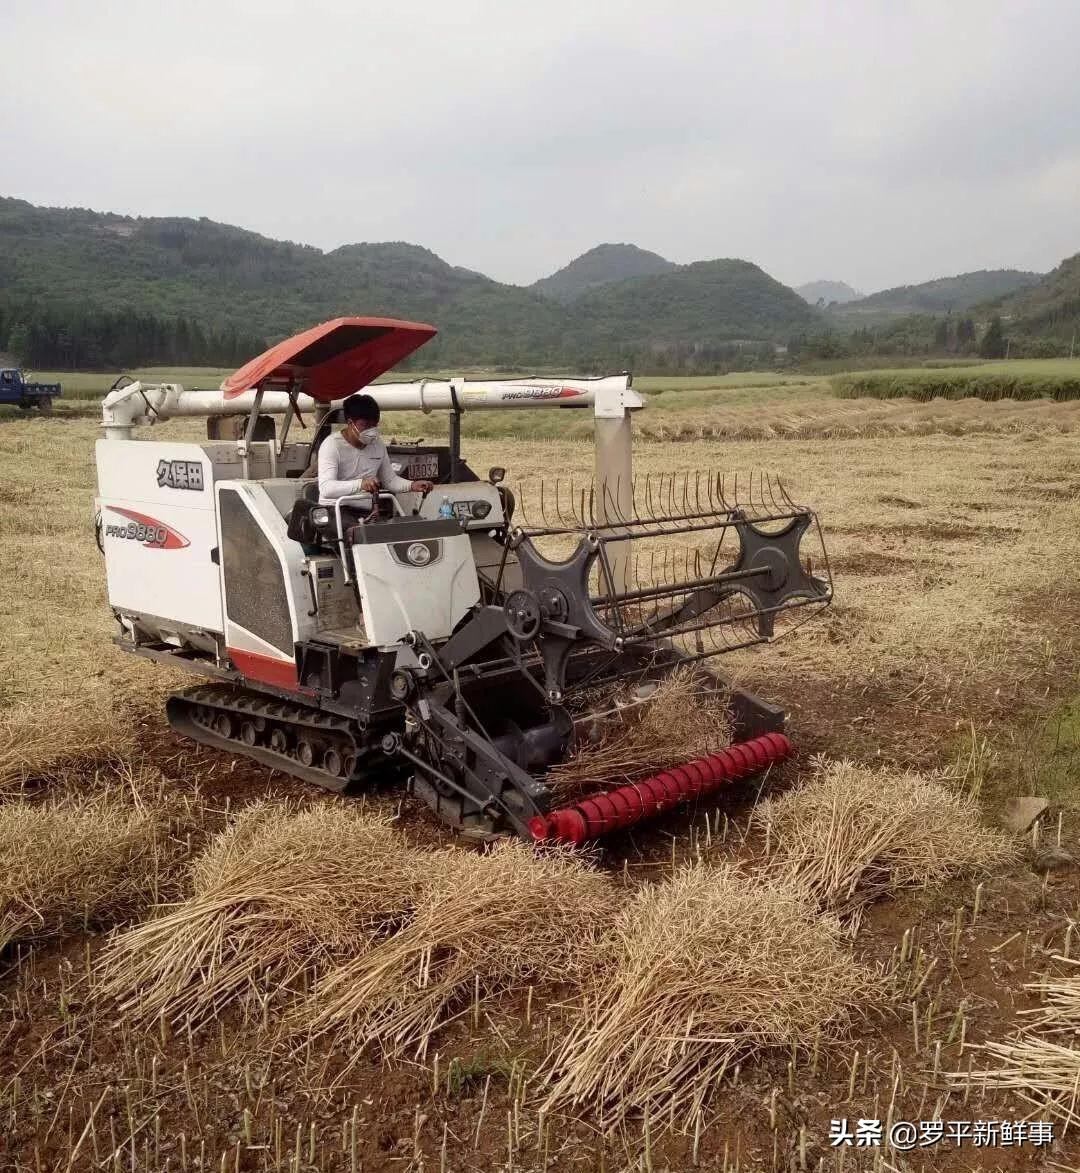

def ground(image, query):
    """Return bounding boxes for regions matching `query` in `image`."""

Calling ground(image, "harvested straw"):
[299,840,615,1061]
[552,667,731,789]
[754,758,1016,925]
[1024,962,1080,1033]
[946,966,1080,1128]
[539,863,877,1128]
[96,803,421,1030]
[0,792,171,948]
[947,1036,1080,1127]
[0,703,139,796]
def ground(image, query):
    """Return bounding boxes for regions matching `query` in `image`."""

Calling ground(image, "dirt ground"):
[1,398,1079,1172]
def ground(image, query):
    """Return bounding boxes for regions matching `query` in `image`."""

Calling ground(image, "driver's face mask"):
[349,424,379,446]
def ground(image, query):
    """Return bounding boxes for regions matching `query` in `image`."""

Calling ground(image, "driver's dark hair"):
[342,393,380,423]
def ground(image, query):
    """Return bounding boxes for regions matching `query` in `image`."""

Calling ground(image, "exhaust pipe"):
[528,731,792,844]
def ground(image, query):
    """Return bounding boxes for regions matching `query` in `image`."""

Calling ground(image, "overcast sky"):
[4,1,1079,293]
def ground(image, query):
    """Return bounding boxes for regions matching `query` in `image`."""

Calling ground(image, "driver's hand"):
[359,477,379,493]
[411,480,434,493]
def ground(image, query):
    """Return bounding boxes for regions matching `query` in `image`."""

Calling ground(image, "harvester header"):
[94,318,832,840]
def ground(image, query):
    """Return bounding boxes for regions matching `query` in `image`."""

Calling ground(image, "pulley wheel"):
[269,728,289,753]
[342,751,357,778]
[240,721,258,746]
[504,590,542,641]
[216,713,234,739]
[324,747,343,777]
[297,739,315,767]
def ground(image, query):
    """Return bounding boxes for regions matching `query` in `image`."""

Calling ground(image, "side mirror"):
[488,467,506,485]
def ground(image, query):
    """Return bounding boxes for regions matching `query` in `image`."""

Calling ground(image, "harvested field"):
[2,384,1080,1170]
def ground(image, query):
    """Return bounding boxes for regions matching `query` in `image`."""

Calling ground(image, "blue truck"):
[0,368,62,411]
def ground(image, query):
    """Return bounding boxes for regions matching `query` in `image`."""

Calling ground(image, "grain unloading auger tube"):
[93,316,834,841]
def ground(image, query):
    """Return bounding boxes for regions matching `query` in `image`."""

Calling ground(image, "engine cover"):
[350,518,480,646]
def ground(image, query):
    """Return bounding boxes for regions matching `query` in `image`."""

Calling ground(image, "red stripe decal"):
[228,648,299,689]
[106,506,190,549]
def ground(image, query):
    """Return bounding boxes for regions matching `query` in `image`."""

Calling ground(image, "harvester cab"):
[95,317,833,842]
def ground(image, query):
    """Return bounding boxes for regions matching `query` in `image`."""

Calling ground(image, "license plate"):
[407,454,440,479]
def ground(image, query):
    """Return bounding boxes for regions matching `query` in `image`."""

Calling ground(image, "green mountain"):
[572,259,821,351]
[0,198,824,370]
[839,268,1043,319]
[531,243,676,303]
[980,253,1080,345]
[795,280,861,306]
[0,197,570,368]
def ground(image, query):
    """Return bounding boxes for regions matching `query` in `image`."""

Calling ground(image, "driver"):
[318,393,433,505]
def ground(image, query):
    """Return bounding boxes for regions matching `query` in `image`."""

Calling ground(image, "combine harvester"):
[95,317,832,842]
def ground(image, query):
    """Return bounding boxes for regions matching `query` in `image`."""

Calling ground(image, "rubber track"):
[167,683,370,792]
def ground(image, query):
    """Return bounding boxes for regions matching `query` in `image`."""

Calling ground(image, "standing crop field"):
[831,357,1080,402]
[1,382,1079,1171]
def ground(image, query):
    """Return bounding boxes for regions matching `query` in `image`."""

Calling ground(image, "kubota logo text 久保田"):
[105,507,190,550]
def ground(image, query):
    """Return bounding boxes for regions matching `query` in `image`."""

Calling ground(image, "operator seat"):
[287,482,380,547]
[285,481,321,545]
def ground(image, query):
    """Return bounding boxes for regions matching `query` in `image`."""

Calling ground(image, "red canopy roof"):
[221,317,436,403]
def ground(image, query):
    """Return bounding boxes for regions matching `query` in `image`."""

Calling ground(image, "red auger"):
[528,731,793,845]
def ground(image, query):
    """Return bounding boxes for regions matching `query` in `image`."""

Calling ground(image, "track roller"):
[166,684,378,793]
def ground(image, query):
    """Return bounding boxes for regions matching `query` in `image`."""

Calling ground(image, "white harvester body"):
[96,437,505,684]
[92,316,828,838]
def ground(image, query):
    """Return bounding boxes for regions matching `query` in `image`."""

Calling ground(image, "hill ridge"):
[531,243,676,303]
[0,197,822,367]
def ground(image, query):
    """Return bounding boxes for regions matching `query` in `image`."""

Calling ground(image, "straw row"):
[754,757,1017,926]
[0,785,181,949]
[538,863,879,1128]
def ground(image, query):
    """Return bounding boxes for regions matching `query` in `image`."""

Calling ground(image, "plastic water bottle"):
[438,496,454,520]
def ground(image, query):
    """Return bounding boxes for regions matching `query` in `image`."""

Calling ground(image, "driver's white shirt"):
[317,432,411,503]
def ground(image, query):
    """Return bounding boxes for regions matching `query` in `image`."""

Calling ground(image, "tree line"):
[0,299,266,371]
[787,314,1016,363]
[0,295,1059,376]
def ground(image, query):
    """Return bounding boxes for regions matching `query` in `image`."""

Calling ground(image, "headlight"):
[470,500,492,519]
[406,541,433,566]
[311,506,330,527]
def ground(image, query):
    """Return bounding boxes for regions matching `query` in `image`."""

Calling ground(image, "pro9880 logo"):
[104,507,189,550]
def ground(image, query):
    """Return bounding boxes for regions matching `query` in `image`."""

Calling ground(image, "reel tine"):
[778,474,796,510]
[604,475,620,527]
[758,469,770,513]
[767,471,783,515]
[761,469,774,516]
